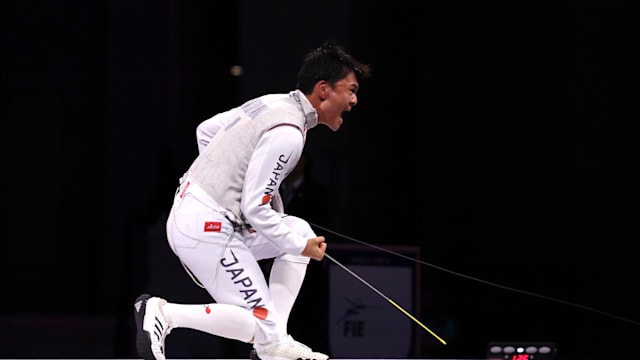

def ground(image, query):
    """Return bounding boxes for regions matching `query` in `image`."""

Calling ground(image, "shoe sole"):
[134,294,155,360]
[251,347,329,360]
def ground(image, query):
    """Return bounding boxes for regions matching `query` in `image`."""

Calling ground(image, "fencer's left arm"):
[241,125,306,255]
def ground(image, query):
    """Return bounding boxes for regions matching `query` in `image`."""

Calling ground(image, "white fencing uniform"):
[165,89,318,345]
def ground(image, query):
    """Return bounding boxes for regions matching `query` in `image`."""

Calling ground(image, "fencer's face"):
[317,72,360,131]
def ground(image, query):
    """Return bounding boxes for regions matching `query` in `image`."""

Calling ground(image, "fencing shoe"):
[250,348,260,360]
[254,335,329,360]
[134,294,172,360]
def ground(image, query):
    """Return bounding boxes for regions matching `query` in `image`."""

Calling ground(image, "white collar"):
[290,90,318,129]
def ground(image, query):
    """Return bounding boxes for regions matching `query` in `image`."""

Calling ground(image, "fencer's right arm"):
[196,116,223,153]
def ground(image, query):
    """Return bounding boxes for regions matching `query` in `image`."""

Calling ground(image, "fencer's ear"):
[317,81,329,100]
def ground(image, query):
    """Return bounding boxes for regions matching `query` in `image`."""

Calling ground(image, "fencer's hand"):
[301,236,327,261]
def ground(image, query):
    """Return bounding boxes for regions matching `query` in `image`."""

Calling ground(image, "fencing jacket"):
[186,90,318,254]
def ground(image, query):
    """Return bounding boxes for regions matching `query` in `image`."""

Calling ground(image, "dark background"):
[3,1,639,359]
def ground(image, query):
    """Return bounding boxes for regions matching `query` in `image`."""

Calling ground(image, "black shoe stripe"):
[153,316,164,342]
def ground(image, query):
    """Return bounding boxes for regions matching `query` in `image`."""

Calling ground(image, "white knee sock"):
[162,302,256,343]
[268,258,307,335]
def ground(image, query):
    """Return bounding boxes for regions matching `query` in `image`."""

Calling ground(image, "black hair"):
[296,40,371,94]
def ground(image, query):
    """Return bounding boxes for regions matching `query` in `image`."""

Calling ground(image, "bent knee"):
[275,253,310,265]
[282,215,316,238]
